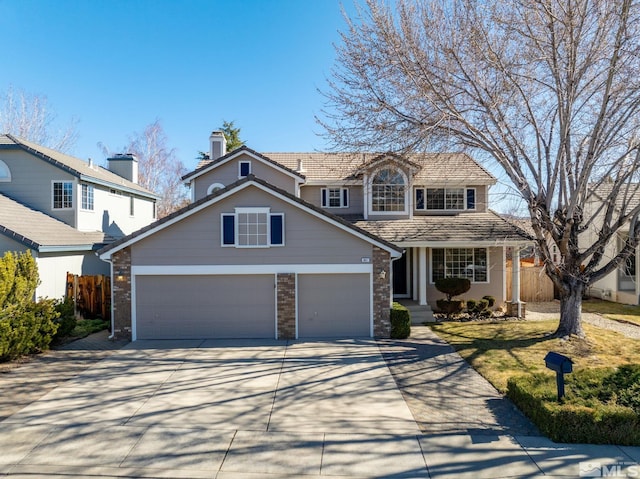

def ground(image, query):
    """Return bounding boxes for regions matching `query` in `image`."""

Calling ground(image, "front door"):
[393,251,409,297]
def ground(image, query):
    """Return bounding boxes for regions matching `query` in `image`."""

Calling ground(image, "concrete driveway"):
[1,339,429,478]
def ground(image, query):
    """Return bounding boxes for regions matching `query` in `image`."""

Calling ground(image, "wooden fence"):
[65,273,111,320]
[506,264,555,302]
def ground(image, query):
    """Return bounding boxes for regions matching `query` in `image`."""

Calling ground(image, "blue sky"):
[0,0,353,171]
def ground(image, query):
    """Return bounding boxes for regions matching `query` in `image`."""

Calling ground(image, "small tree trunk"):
[555,282,586,338]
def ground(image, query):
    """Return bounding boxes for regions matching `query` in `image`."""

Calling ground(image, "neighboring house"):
[582,182,640,304]
[0,134,159,299]
[98,132,531,341]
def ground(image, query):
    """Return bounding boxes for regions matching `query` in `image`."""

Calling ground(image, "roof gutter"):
[78,174,161,200]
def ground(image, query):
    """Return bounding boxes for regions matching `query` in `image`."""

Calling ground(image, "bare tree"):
[100,120,188,218]
[321,0,640,337]
[0,86,78,152]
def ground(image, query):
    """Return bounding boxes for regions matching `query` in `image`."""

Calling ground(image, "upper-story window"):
[239,161,251,178]
[0,160,11,182]
[207,183,225,195]
[371,168,406,212]
[321,188,349,208]
[52,181,73,209]
[221,207,284,248]
[415,187,476,211]
[81,184,94,211]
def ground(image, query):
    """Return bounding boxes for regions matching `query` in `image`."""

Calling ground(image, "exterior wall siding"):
[192,153,298,200]
[299,185,364,216]
[0,235,28,255]
[0,149,77,227]
[130,186,373,266]
[425,247,505,307]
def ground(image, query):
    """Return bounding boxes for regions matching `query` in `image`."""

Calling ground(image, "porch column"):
[510,246,524,318]
[419,247,427,305]
[412,248,419,301]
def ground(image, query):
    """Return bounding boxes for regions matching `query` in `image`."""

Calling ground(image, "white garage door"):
[135,275,276,340]
[297,273,371,338]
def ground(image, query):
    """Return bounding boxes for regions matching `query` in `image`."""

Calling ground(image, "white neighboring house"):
[0,134,159,299]
[582,183,640,304]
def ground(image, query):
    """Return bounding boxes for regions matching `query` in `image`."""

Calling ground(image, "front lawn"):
[430,320,639,393]
[582,298,640,326]
[430,320,640,444]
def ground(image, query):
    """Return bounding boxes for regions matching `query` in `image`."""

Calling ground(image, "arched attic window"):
[0,160,11,182]
[371,167,406,212]
[207,183,225,195]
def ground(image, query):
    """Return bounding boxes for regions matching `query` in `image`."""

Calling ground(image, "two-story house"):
[98,131,530,341]
[0,134,159,299]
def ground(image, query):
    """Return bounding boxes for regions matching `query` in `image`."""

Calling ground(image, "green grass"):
[582,298,640,326]
[429,320,640,393]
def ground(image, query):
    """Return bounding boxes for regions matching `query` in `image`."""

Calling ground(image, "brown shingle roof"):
[0,193,108,250]
[349,211,532,244]
[262,152,496,185]
[0,134,159,199]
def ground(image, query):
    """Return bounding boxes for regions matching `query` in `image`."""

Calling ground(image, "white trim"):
[274,274,278,340]
[502,246,507,303]
[132,264,373,276]
[51,179,74,210]
[428,247,491,284]
[394,240,530,248]
[238,160,251,178]
[0,159,11,182]
[207,183,225,195]
[131,273,137,341]
[100,180,402,260]
[321,187,349,208]
[294,273,299,339]
[109,261,115,337]
[367,167,410,216]
[369,270,374,336]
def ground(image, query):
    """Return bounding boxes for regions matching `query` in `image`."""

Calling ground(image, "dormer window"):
[239,161,251,178]
[371,168,406,212]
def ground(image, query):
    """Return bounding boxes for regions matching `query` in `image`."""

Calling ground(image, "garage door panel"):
[298,274,370,338]
[136,275,275,340]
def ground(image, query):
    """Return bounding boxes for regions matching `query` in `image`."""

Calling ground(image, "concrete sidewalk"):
[0,329,638,478]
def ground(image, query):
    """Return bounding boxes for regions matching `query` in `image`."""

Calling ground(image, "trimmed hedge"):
[390,302,411,339]
[436,299,465,315]
[507,368,640,445]
[434,277,471,300]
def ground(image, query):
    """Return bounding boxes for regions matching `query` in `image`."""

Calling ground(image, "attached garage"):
[135,275,276,340]
[297,273,371,338]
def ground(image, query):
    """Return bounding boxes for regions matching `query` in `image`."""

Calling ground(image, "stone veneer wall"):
[111,248,132,341]
[277,273,296,339]
[373,246,392,338]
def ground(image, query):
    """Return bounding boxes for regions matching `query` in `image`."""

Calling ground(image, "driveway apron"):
[1,338,429,478]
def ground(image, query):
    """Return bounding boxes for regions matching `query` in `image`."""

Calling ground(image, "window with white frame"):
[81,184,94,211]
[239,161,251,178]
[415,187,475,211]
[221,207,284,248]
[0,160,10,182]
[431,248,488,283]
[371,168,406,212]
[207,183,225,195]
[321,187,349,208]
[52,181,73,209]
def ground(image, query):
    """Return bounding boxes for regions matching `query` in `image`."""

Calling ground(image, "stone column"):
[111,248,132,341]
[373,246,391,338]
[277,273,296,339]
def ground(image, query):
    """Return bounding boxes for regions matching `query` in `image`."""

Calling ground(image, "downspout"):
[103,256,115,340]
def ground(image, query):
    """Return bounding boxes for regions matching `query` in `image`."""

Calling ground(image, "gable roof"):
[181,146,306,184]
[0,193,109,252]
[0,134,159,199]
[99,174,403,259]
[262,151,496,186]
[349,211,533,246]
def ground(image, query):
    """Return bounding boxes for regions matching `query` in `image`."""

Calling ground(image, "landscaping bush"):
[507,368,640,445]
[467,298,491,317]
[434,277,471,300]
[0,251,59,361]
[390,302,411,339]
[483,295,496,308]
[53,297,77,340]
[436,299,465,316]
